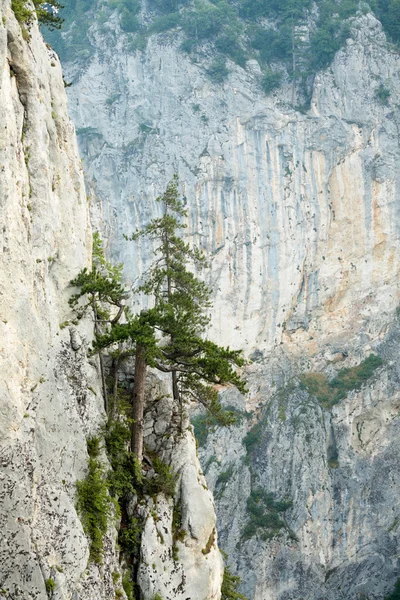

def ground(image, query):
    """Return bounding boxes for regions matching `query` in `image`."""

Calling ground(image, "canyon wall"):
[61,8,400,599]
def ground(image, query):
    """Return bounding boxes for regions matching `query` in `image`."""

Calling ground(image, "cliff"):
[0,2,222,598]
[58,6,400,599]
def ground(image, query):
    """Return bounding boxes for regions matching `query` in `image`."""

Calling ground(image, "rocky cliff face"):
[0,3,222,598]
[66,12,400,355]
[59,8,400,599]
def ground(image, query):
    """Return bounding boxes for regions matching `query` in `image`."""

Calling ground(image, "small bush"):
[207,57,229,83]
[221,561,247,600]
[45,578,56,596]
[76,437,111,563]
[242,488,292,542]
[122,573,135,600]
[118,517,141,554]
[375,83,391,105]
[261,69,282,94]
[215,463,235,499]
[145,457,178,498]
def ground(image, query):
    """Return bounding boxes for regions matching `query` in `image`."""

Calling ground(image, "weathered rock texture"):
[200,330,400,599]
[67,13,400,355]
[61,8,400,600]
[0,3,222,598]
[138,373,223,600]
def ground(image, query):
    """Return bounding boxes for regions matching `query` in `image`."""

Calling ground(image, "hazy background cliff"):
[43,0,400,598]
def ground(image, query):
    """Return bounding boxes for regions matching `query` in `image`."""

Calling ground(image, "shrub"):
[149,12,180,33]
[207,57,229,83]
[221,561,247,600]
[145,457,178,498]
[120,5,141,32]
[119,517,141,554]
[385,578,400,600]
[261,70,282,94]
[76,437,111,563]
[375,83,391,105]
[122,573,135,600]
[45,578,56,596]
[242,488,292,541]
[215,463,235,499]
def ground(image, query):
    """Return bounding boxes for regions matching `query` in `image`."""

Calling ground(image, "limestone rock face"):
[200,327,400,600]
[128,372,223,600]
[60,9,400,599]
[0,4,223,599]
[66,13,400,355]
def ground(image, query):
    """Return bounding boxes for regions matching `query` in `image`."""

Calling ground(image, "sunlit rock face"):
[61,9,400,600]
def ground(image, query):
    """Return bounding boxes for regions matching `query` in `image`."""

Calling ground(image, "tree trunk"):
[131,344,147,463]
[93,300,108,414]
[110,356,119,423]
[171,370,183,432]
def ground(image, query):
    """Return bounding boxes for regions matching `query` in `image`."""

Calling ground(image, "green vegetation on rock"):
[242,488,293,541]
[300,354,383,408]
[76,437,111,563]
[221,557,247,599]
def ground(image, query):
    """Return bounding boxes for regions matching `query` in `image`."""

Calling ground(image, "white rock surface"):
[0,3,224,598]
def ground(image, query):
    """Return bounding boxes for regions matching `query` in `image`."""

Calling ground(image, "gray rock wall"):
[0,3,222,598]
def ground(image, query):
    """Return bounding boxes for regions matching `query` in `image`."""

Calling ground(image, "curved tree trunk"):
[131,344,147,464]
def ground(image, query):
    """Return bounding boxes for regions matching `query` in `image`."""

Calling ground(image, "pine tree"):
[127,176,246,444]
[71,182,246,465]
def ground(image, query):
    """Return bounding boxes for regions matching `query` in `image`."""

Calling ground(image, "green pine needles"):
[12,0,63,31]
[77,177,246,463]
[221,552,248,600]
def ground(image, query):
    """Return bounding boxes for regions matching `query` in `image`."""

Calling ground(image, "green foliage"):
[12,0,63,30]
[221,560,247,600]
[69,232,126,322]
[385,578,400,600]
[243,415,266,456]
[76,437,111,563]
[145,457,178,498]
[126,175,246,416]
[119,517,141,554]
[192,407,238,447]
[375,83,391,104]
[122,573,135,600]
[300,354,383,408]
[215,463,235,499]
[45,578,56,596]
[261,69,282,94]
[207,57,229,83]
[376,0,400,43]
[149,11,181,33]
[242,488,292,541]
